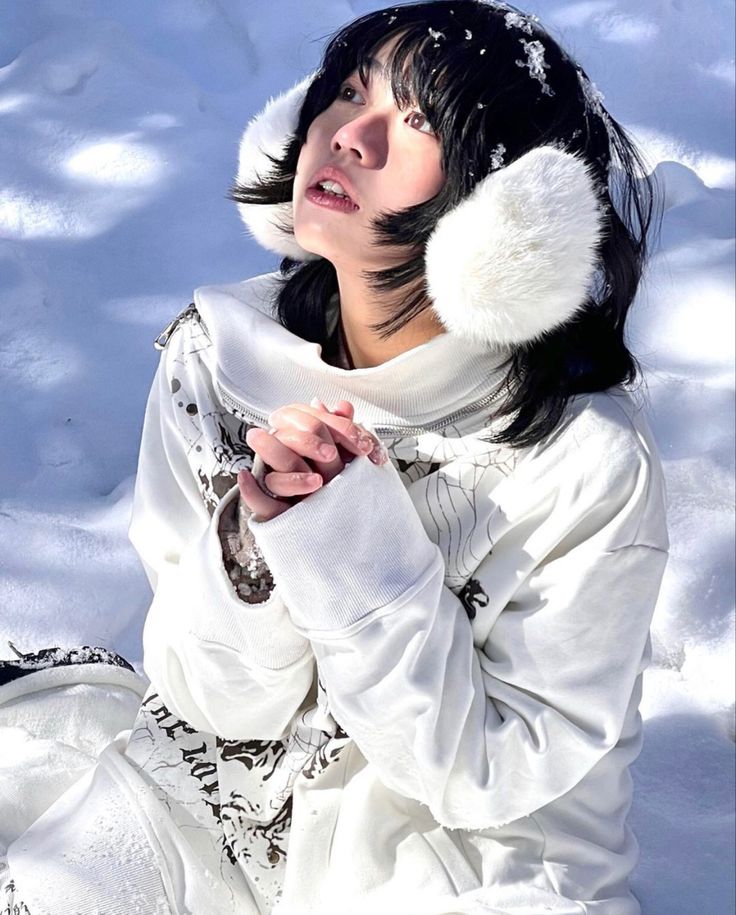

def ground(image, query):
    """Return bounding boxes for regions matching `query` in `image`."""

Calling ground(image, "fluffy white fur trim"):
[235,73,318,261]
[425,146,605,346]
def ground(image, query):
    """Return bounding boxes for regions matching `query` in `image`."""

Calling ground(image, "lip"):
[307,165,360,208]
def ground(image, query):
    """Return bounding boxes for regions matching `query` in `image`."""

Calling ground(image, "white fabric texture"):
[4,270,668,915]
[134,273,668,914]
[0,663,146,856]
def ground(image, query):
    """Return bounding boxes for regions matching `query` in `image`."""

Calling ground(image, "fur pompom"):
[235,73,318,261]
[425,147,605,347]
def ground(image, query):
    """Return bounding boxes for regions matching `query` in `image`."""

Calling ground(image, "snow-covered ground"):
[0,1,733,912]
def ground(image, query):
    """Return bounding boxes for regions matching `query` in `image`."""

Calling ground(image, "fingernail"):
[367,441,389,465]
[318,443,337,460]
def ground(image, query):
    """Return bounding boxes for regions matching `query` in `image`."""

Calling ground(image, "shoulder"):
[531,387,661,479]
[502,387,668,551]
[154,270,281,374]
[192,270,282,330]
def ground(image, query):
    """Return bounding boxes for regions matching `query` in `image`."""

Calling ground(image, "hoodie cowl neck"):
[193,272,512,432]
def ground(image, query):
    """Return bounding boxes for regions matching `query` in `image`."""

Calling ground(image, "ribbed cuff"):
[185,485,310,669]
[247,455,439,632]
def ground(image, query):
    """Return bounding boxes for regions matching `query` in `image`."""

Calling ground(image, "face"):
[292,39,445,269]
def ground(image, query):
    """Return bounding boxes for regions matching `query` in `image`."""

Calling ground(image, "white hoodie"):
[112,268,667,915]
[4,269,669,915]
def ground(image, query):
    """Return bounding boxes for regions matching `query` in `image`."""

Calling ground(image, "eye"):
[337,83,365,104]
[406,111,436,136]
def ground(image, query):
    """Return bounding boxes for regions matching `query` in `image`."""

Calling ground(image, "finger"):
[310,398,353,420]
[310,399,355,467]
[296,401,352,480]
[248,448,325,500]
[269,404,376,458]
[246,426,317,473]
[323,401,385,465]
[264,469,323,498]
[255,406,343,477]
[273,425,342,469]
[331,400,355,419]
[247,419,344,490]
[320,400,355,466]
[327,402,385,462]
[237,469,290,523]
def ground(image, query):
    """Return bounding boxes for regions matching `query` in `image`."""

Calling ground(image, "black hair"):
[228,0,663,448]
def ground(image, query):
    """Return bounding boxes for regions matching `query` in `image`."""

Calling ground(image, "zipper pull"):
[154,303,197,350]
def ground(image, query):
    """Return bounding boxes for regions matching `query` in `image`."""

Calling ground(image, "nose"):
[331,112,388,168]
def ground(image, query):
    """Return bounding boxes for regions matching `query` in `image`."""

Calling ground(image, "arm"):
[247,425,668,829]
[130,323,315,740]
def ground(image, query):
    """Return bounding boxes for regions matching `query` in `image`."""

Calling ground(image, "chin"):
[292,236,329,261]
[293,225,343,262]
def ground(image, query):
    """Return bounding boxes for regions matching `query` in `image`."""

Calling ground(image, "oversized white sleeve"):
[246,433,669,829]
[129,350,315,741]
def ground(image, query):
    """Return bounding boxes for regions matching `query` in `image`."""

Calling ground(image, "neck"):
[335,268,446,369]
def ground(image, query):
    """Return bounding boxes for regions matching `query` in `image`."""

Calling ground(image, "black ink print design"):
[126,691,245,897]
[0,643,134,686]
[458,576,490,621]
[0,879,32,915]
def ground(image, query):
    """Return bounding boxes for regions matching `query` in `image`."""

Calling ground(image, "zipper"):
[154,302,207,350]
[216,378,507,436]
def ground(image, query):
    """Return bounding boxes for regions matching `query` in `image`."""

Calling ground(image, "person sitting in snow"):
[1,2,668,913]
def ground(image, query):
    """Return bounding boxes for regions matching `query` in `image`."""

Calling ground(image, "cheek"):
[295,144,307,186]
[294,135,319,209]
[294,112,334,193]
[425,162,446,198]
[395,153,445,207]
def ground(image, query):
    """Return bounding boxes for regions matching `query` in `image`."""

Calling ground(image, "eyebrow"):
[358,56,392,86]
[353,55,421,111]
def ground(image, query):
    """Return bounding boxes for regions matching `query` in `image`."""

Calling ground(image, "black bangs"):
[310,7,497,184]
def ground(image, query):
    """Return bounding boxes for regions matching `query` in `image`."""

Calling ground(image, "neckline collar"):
[195,273,512,432]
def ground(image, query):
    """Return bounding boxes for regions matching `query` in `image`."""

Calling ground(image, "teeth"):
[319,179,349,198]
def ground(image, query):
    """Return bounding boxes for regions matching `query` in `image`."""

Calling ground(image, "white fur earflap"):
[425,147,605,347]
[235,72,318,261]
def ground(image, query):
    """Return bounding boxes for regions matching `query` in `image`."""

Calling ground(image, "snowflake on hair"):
[504,11,535,35]
[479,0,514,10]
[490,143,506,170]
[577,69,614,138]
[515,39,555,97]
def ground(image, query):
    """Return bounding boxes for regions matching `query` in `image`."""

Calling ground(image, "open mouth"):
[310,179,355,204]
[306,180,360,212]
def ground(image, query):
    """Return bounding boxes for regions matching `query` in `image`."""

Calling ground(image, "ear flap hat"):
[234,74,606,349]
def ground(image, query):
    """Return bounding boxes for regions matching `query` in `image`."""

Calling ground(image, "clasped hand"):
[238,398,384,522]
